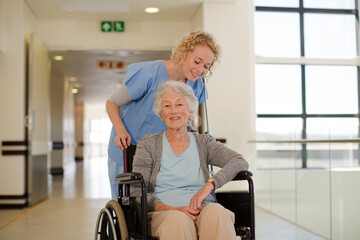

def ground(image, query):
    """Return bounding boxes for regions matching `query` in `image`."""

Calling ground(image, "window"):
[306,66,357,114]
[254,0,359,169]
[304,14,356,59]
[256,64,302,114]
[88,118,112,156]
[256,118,302,140]
[303,0,354,9]
[255,12,300,57]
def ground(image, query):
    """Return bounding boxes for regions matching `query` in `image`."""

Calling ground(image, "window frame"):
[255,0,360,168]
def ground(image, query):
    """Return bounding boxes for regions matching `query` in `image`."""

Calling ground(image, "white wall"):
[36,20,192,51]
[0,0,5,52]
[50,71,64,169]
[0,0,43,204]
[190,3,204,31]
[75,102,84,159]
[202,1,256,168]
[63,78,76,170]
[28,34,50,156]
[0,0,26,198]
[24,0,36,40]
[0,0,26,140]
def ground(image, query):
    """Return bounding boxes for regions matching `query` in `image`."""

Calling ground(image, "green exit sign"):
[101,21,125,32]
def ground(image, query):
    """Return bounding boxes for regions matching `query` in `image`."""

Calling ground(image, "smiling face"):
[181,44,215,82]
[160,90,193,131]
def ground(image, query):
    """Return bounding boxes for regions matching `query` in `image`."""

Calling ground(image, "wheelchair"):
[95,146,255,240]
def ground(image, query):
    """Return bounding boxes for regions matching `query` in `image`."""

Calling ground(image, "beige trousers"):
[148,203,236,240]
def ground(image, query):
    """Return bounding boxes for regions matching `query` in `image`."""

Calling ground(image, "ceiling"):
[49,50,171,104]
[25,0,237,22]
[25,0,237,104]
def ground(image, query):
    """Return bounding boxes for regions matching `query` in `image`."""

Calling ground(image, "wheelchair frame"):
[95,148,255,240]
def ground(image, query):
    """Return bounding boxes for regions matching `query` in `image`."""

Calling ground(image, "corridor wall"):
[0,0,27,205]
[0,0,50,206]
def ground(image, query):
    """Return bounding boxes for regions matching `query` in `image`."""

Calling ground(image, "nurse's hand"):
[114,131,131,149]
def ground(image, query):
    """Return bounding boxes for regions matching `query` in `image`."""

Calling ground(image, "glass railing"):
[251,129,360,240]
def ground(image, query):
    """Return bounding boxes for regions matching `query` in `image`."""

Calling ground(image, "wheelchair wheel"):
[95,208,117,240]
[106,200,129,240]
[95,200,129,240]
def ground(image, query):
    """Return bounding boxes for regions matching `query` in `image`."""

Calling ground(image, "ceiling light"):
[72,88,78,94]
[145,7,159,13]
[53,56,64,61]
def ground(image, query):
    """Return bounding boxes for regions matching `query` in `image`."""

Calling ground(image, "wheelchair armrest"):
[232,170,253,181]
[115,172,143,182]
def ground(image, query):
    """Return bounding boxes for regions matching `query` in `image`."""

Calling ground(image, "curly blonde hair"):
[171,31,221,77]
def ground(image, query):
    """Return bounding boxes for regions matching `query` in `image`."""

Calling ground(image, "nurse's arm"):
[106,83,133,149]
[106,100,131,149]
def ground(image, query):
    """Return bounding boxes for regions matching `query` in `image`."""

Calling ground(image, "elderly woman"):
[106,31,221,200]
[131,81,249,240]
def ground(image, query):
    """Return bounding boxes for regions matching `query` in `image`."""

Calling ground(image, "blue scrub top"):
[108,60,205,164]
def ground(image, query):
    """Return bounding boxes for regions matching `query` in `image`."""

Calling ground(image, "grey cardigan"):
[130,131,249,211]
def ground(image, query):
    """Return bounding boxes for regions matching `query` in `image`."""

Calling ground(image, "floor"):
[0,154,326,240]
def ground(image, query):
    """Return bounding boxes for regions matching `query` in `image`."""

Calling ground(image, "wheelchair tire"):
[94,208,118,240]
[106,200,129,240]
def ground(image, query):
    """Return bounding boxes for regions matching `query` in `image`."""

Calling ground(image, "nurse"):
[106,31,221,199]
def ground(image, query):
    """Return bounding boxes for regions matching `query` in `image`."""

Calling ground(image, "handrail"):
[249,138,360,144]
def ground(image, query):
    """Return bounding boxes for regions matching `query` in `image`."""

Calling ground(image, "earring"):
[189,116,193,121]
[160,117,164,122]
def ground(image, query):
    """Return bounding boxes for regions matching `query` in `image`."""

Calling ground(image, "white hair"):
[153,80,198,117]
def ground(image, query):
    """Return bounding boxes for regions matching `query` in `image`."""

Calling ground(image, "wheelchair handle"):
[115,172,143,182]
[232,170,253,181]
[123,148,129,173]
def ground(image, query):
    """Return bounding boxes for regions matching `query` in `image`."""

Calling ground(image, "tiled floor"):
[0,155,326,240]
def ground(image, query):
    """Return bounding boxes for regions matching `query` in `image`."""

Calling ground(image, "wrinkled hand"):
[176,206,200,222]
[114,131,131,149]
[189,182,214,211]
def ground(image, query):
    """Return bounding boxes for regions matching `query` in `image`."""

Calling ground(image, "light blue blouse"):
[153,132,215,207]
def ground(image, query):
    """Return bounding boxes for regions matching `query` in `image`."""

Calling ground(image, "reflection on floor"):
[0,155,325,240]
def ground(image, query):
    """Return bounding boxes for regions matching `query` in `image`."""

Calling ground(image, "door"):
[27,34,50,206]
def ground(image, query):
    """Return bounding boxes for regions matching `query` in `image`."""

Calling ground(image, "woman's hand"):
[155,203,200,222]
[114,130,131,149]
[175,206,200,222]
[189,182,214,211]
